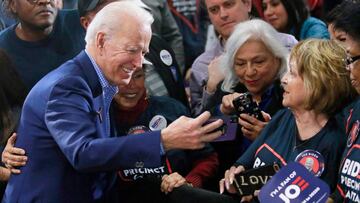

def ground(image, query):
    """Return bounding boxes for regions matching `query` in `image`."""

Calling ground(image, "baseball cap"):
[78,0,100,17]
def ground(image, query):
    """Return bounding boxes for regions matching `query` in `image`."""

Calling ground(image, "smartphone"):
[205,118,227,134]
[203,115,238,142]
[232,92,265,121]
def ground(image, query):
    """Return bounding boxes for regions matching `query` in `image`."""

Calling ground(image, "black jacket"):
[146,34,189,109]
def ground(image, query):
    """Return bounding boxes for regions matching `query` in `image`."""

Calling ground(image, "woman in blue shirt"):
[262,0,329,40]
[220,39,356,201]
[329,2,360,202]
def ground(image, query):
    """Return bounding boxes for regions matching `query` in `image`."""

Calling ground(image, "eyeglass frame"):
[344,55,360,70]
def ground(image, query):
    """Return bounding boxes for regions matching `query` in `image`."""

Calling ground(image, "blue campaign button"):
[259,162,330,203]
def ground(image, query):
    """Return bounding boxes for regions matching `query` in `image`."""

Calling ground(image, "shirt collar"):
[85,50,118,94]
[218,35,226,48]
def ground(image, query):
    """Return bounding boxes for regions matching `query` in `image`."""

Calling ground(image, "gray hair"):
[85,1,154,45]
[221,19,289,92]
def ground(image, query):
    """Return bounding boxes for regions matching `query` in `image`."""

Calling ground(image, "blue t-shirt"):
[0,10,85,91]
[236,108,346,192]
[332,98,360,202]
[290,17,329,40]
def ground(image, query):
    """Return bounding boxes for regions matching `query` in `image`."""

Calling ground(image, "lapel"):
[73,51,107,136]
[73,51,102,98]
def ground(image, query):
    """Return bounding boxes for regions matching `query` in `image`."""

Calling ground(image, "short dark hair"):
[333,0,360,42]
[202,0,259,17]
[325,2,342,24]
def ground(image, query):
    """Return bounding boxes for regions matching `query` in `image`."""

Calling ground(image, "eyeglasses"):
[26,0,54,5]
[344,55,360,70]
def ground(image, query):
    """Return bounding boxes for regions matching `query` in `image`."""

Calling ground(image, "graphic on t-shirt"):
[347,120,359,147]
[254,143,287,167]
[295,150,325,177]
[338,143,360,202]
[118,165,166,181]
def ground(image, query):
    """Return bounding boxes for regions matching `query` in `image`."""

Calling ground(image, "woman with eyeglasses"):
[220,39,357,201]
[328,1,360,203]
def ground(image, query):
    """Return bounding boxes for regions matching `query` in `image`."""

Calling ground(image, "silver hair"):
[85,1,154,45]
[221,19,289,92]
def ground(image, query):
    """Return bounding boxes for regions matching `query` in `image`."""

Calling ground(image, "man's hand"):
[160,172,187,194]
[161,111,223,151]
[2,133,27,174]
[238,111,271,141]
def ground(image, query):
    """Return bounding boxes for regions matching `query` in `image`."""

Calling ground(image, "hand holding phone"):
[232,92,265,121]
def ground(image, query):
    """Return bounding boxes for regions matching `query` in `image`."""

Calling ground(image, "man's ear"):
[95,32,106,54]
[9,0,17,15]
[80,16,91,30]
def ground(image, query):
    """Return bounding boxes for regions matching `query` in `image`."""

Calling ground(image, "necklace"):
[292,128,311,151]
[293,137,311,151]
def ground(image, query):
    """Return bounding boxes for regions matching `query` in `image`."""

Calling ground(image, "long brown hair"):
[0,49,26,143]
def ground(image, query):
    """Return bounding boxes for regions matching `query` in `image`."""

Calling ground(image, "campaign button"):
[149,115,167,131]
[160,50,173,66]
[295,150,325,177]
[127,125,150,135]
[259,162,330,203]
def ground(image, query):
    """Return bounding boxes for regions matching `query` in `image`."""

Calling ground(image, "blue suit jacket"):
[3,51,162,203]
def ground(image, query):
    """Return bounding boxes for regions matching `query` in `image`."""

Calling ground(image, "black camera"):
[232,92,265,121]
